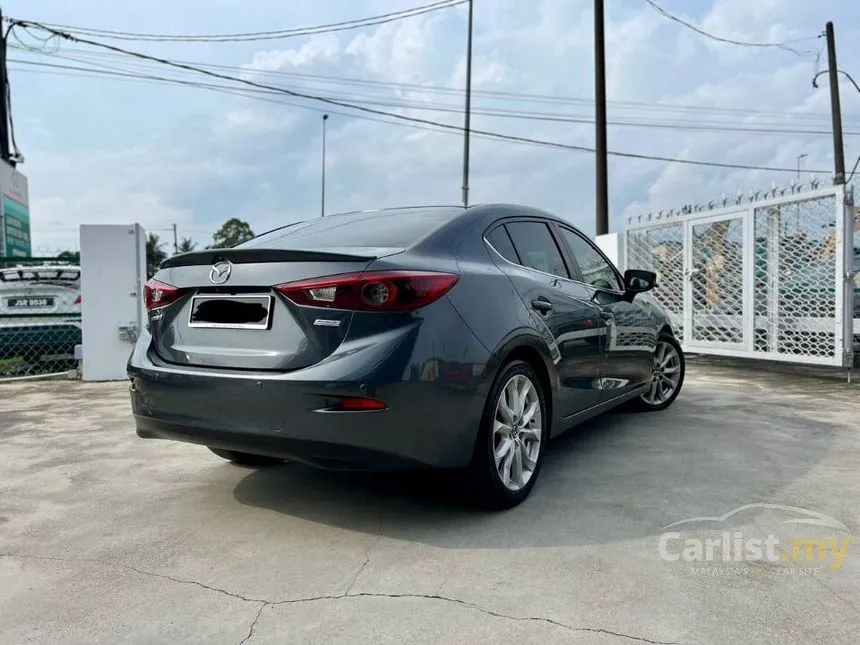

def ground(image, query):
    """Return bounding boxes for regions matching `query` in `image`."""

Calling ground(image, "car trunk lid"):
[149,247,402,371]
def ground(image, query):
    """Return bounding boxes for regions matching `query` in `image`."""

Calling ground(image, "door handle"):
[531,299,553,314]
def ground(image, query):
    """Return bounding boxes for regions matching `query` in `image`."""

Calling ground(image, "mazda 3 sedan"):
[128,204,684,508]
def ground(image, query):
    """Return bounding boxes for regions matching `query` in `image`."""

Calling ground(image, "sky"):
[3,0,860,255]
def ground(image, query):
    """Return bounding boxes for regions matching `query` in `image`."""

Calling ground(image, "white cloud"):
[244,34,340,72]
[30,192,195,253]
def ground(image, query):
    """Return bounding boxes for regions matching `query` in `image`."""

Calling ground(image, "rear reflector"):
[275,270,458,312]
[335,396,387,411]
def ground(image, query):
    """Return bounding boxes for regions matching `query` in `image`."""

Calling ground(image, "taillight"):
[144,278,184,311]
[74,295,82,305]
[275,270,458,312]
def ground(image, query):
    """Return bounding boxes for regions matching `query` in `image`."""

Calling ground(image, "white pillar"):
[79,224,147,381]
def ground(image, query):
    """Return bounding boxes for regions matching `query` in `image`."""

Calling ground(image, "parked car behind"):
[0,264,81,374]
[128,205,684,508]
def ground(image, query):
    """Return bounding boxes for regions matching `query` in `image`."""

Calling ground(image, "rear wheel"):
[208,447,286,467]
[631,334,685,412]
[466,360,548,510]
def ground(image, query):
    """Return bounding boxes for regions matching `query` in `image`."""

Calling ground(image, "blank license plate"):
[188,295,272,330]
[7,297,54,308]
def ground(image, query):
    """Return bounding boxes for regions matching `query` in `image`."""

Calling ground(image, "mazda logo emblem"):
[209,261,232,284]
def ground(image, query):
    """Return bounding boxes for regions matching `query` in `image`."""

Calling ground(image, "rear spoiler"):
[0,266,81,282]
[161,247,401,269]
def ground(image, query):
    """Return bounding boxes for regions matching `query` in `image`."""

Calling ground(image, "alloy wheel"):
[642,340,682,406]
[492,374,542,491]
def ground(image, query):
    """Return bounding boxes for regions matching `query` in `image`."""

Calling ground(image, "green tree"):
[211,218,254,248]
[177,237,197,254]
[56,250,81,264]
[147,233,168,277]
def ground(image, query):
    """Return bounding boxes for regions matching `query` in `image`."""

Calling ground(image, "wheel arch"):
[484,331,557,430]
[659,323,675,339]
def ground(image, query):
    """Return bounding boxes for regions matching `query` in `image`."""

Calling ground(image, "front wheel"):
[632,334,685,412]
[466,360,548,510]
[208,447,286,467]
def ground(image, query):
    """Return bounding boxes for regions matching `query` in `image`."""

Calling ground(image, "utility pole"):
[321,114,328,217]
[172,223,178,254]
[0,10,12,163]
[461,0,474,209]
[594,0,609,236]
[825,21,845,185]
[796,153,807,181]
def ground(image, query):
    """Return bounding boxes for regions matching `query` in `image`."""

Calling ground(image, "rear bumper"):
[134,416,427,470]
[127,307,493,470]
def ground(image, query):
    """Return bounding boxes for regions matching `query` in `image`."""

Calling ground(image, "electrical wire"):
[643,0,822,56]
[11,58,860,139]
[5,19,836,175]
[12,41,860,127]
[812,68,860,96]
[847,155,860,184]
[16,0,465,43]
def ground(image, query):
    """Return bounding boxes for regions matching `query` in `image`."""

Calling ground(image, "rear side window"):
[485,226,520,263]
[505,221,569,278]
[238,208,462,249]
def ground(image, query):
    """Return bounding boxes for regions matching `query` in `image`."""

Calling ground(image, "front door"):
[552,224,655,400]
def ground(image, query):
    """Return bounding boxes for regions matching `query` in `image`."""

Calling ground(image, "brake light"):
[275,270,458,312]
[144,278,184,310]
[74,295,81,305]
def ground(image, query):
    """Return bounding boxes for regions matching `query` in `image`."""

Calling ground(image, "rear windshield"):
[237,207,463,250]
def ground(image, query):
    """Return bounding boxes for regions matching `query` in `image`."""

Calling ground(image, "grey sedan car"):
[128,204,684,508]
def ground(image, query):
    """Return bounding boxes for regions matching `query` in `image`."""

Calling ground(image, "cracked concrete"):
[0,553,677,644]
[1,365,858,644]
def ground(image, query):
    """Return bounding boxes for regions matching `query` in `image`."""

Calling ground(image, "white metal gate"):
[624,183,856,368]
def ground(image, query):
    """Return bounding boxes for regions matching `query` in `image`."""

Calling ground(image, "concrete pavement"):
[0,365,858,644]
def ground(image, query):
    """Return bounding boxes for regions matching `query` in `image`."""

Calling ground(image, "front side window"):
[559,228,621,291]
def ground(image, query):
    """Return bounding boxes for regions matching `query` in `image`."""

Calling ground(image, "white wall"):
[595,232,624,271]
[80,224,146,381]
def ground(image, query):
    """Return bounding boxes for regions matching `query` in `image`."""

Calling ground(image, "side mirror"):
[624,269,657,297]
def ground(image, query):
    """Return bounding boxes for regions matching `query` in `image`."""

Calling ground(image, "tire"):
[630,333,685,412]
[466,359,549,510]
[208,447,286,467]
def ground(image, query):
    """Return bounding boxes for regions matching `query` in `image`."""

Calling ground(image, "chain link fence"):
[624,183,856,368]
[0,258,81,379]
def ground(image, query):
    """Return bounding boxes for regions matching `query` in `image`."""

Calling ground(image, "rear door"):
[553,224,655,400]
[486,219,605,416]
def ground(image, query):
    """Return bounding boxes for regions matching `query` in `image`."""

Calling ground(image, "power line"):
[11,58,860,139]
[642,0,822,56]
[14,41,857,126]
[19,1,466,43]
[5,19,835,175]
